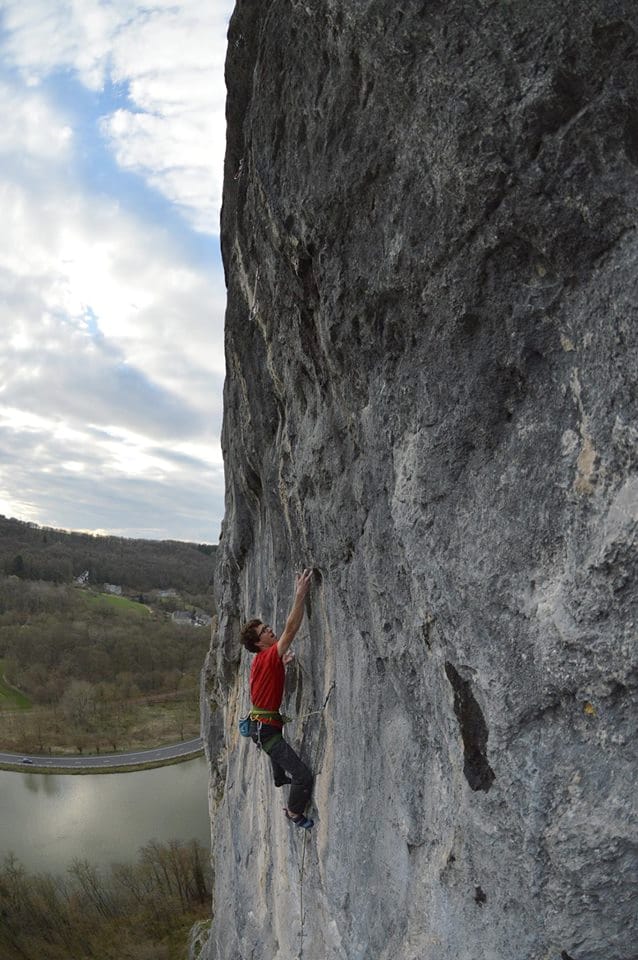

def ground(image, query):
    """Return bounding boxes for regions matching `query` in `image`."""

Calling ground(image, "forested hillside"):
[0,517,217,753]
[0,580,207,701]
[0,578,210,753]
[0,515,215,592]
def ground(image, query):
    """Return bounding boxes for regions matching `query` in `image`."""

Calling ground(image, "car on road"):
[21,757,33,764]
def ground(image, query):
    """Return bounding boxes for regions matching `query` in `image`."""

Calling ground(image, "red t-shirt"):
[250,643,285,724]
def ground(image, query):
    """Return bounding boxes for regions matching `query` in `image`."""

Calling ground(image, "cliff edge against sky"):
[201,2,637,958]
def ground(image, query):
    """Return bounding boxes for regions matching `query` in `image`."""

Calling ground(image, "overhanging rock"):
[202,2,638,958]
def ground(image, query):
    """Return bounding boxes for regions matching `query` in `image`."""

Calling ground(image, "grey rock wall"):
[203,2,638,958]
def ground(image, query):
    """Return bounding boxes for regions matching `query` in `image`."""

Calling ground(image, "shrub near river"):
[0,578,211,753]
[0,839,211,960]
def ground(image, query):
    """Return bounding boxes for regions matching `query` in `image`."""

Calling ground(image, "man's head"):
[240,619,277,653]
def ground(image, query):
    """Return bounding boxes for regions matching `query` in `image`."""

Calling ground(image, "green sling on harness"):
[249,707,291,753]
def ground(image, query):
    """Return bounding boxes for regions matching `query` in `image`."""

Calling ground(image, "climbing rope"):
[298,835,307,960]
[289,684,336,725]
[294,680,335,960]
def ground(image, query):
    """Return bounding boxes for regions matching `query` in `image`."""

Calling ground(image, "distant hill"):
[0,515,216,593]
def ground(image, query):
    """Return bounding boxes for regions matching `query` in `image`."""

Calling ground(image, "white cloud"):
[0,129,227,539]
[0,171,226,400]
[0,184,223,443]
[0,0,232,232]
[0,0,135,93]
[0,81,72,159]
[0,1,233,540]
[0,412,224,540]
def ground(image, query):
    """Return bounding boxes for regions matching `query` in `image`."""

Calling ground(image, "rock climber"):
[239,568,315,830]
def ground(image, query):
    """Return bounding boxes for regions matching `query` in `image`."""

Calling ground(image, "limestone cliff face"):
[202,2,638,958]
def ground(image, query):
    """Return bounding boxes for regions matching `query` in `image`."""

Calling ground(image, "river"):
[0,755,211,874]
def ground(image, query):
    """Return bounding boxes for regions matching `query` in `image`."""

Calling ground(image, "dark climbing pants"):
[254,725,313,815]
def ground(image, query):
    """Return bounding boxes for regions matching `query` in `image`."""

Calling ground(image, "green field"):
[84,592,150,616]
[0,659,32,709]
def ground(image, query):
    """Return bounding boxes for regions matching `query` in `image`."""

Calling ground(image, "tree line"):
[0,579,210,706]
[0,514,216,593]
[0,577,209,751]
[0,839,211,960]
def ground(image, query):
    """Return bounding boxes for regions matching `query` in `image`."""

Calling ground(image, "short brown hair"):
[240,618,262,653]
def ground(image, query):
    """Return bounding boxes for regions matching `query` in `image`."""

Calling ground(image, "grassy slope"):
[0,591,149,710]
[0,587,205,752]
[84,592,151,616]
[0,659,31,709]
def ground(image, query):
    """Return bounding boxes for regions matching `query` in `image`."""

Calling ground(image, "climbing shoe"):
[284,809,314,830]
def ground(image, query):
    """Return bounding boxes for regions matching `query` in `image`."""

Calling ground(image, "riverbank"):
[0,694,201,756]
[0,839,212,960]
[0,738,203,774]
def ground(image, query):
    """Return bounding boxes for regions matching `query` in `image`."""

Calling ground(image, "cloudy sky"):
[0,0,235,543]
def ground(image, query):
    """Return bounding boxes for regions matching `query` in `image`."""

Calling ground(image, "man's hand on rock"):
[278,569,313,656]
[295,568,313,600]
[283,651,295,666]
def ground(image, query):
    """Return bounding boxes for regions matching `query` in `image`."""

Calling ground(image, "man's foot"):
[274,776,292,788]
[284,808,314,830]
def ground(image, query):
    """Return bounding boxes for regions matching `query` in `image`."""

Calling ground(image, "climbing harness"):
[239,710,284,740]
[238,714,282,752]
[249,707,289,724]
[239,702,330,744]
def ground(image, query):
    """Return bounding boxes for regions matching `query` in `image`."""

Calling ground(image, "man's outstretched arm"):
[277,569,313,658]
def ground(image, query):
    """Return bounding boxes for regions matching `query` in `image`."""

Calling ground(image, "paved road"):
[0,737,203,770]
